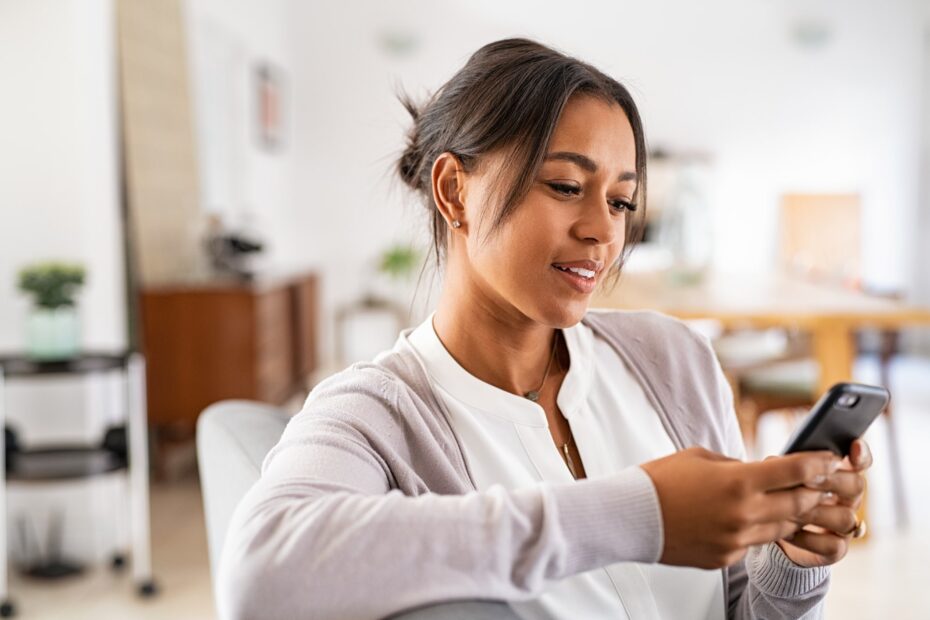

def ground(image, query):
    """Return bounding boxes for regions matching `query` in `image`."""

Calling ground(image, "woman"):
[219,38,872,620]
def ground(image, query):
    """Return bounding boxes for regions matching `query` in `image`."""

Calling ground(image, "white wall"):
[0,0,125,354]
[0,0,127,563]
[288,0,925,366]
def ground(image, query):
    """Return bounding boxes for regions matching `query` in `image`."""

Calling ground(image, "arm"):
[216,370,664,620]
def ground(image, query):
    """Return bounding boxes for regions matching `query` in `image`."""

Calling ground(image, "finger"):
[783,529,848,563]
[795,505,858,536]
[805,470,866,502]
[756,487,826,522]
[745,452,841,492]
[849,439,873,471]
[835,487,865,510]
[741,519,802,546]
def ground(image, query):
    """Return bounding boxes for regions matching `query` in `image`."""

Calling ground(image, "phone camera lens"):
[838,394,860,407]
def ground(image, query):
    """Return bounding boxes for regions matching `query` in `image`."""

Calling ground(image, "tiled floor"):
[7,356,930,619]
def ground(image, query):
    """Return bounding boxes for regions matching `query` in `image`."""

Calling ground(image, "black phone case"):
[781,382,889,456]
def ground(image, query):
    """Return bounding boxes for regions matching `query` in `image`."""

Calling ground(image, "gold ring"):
[848,519,867,539]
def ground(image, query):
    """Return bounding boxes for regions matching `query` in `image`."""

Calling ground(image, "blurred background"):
[1,0,929,617]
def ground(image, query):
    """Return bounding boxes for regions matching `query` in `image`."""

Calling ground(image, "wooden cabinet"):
[140,272,318,433]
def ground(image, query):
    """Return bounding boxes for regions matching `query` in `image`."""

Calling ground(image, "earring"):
[451,220,462,229]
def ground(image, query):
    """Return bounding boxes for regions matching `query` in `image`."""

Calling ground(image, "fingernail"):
[829,460,842,473]
[812,474,827,485]
[823,491,836,501]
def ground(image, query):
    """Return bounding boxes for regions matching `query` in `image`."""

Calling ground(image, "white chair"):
[196,400,520,619]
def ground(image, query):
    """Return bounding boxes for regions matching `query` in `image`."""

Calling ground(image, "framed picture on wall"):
[254,61,285,151]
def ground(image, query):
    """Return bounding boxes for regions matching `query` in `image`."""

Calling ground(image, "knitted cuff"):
[747,542,831,598]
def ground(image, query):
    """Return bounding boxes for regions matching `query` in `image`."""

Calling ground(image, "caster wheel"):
[138,580,158,597]
[0,600,15,617]
[111,554,127,572]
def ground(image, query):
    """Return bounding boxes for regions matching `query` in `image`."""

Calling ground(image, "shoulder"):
[294,345,448,443]
[280,362,403,452]
[288,349,472,490]
[304,362,400,412]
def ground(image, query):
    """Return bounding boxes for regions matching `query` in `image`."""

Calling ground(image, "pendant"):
[524,390,540,402]
[562,443,578,479]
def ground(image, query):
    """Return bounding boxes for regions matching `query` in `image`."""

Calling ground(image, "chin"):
[535,298,589,328]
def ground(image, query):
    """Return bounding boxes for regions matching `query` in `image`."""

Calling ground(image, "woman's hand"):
[775,438,873,568]
[640,447,841,569]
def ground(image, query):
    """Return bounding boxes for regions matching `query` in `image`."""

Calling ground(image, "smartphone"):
[781,382,889,457]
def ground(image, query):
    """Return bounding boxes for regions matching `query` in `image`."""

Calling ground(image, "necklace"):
[523,331,559,402]
[521,332,580,479]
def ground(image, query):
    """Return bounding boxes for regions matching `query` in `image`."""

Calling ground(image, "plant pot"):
[27,307,80,360]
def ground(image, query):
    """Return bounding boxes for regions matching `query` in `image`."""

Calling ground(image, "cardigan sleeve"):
[216,368,665,620]
[695,330,831,619]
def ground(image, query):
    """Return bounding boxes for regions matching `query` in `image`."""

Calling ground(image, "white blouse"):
[407,312,724,620]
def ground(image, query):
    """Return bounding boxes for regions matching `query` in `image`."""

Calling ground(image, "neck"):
[432,268,566,397]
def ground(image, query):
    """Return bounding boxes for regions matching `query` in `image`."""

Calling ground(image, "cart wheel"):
[0,600,15,618]
[138,580,158,597]
[110,553,126,572]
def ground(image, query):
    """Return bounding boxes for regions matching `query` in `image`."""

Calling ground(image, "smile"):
[553,265,595,279]
[551,265,597,294]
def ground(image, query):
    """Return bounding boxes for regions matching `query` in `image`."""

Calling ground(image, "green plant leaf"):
[378,245,420,280]
[17,261,86,309]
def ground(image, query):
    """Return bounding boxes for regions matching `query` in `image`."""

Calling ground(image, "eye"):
[546,181,581,196]
[608,198,637,213]
[546,181,637,214]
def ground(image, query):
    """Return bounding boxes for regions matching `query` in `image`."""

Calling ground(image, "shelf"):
[6,446,127,482]
[0,353,130,379]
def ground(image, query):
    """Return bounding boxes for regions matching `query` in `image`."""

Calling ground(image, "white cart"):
[0,352,156,617]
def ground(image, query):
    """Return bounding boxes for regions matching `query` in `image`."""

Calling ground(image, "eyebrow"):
[544,151,637,182]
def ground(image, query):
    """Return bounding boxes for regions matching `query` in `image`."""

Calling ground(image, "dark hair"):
[397,37,647,291]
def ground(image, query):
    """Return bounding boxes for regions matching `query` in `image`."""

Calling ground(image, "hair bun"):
[397,94,424,191]
[398,141,422,191]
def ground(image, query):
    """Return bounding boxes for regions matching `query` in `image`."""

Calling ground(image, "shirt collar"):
[401,312,594,426]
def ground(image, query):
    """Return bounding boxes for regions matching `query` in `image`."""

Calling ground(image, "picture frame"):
[254,61,285,151]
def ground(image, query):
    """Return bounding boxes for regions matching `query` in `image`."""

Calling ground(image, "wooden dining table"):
[592,269,930,538]
[592,269,930,397]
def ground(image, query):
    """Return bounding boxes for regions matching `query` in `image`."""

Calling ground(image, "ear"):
[431,152,468,231]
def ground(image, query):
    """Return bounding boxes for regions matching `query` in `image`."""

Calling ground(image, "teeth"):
[568,267,595,278]
[556,265,595,279]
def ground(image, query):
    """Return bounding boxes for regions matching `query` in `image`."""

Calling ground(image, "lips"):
[551,263,599,294]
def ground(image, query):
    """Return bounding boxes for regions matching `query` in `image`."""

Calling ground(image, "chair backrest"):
[780,193,860,288]
[196,400,290,581]
[196,399,521,619]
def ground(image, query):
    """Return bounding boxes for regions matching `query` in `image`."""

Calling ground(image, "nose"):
[573,196,620,246]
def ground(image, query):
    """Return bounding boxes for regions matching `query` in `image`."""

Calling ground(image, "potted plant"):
[378,244,421,281]
[374,244,425,314]
[17,261,86,360]
[335,245,423,366]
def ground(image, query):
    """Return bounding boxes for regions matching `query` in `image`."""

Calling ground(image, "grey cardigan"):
[218,309,830,619]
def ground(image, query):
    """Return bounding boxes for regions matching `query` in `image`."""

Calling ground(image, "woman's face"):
[457,94,638,328]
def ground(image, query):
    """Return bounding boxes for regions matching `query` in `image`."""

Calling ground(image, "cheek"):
[468,216,553,285]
